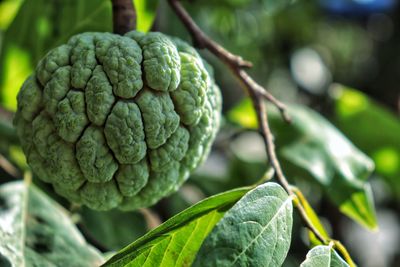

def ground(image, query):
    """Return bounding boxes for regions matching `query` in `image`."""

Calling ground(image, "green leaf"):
[0,0,23,30]
[292,188,329,245]
[227,98,258,129]
[0,0,112,110]
[331,85,400,197]
[300,245,349,267]
[228,99,377,230]
[275,106,377,230]
[134,0,159,32]
[193,182,293,267]
[103,187,251,267]
[0,180,104,266]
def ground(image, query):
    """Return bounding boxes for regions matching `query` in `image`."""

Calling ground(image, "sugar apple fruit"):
[14,31,221,211]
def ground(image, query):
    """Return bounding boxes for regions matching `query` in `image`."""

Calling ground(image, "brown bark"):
[111,0,136,34]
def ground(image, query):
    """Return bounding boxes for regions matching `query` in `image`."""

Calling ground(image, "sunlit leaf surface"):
[0,180,104,266]
[228,99,377,229]
[331,85,400,197]
[134,0,159,32]
[0,0,23,29]
[193,183,293,267]
[103,187,250,267]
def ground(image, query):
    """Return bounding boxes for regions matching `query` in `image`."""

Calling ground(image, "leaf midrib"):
[105,188,250,266]
[230,197,291,266]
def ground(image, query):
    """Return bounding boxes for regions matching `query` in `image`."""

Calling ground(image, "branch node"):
[168,0,326,245]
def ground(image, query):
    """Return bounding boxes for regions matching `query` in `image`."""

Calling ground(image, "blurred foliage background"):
[0,0,399,266]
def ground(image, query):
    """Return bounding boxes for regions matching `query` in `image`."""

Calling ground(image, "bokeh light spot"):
[373,148,399,176]
[36,16,51,37]
[1,45,33,110]
[336,87,368,117]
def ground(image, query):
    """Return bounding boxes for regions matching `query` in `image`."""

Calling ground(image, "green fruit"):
[14,31,221,211]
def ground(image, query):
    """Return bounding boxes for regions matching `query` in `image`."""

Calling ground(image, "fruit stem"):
[111,0,137,34]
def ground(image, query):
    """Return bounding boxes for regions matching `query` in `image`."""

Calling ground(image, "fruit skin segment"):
[14,31,222,211]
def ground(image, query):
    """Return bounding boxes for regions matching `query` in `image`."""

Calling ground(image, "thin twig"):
[238,70,291,122]
[168,0,252,68]
[167,0,290,123]
[111,0,137,34]
[0,153,20,178]
[168,0,328,245]
[252,93,326,243]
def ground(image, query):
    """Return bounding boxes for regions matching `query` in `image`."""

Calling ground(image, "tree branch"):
[168,0,252,68]
[111,0,137,34]
[168,0,290,123]
[168,0,329,244]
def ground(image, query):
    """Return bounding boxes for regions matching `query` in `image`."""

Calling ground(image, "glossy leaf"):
[0,180,104,266]
[134,0,159,32]
[228,99,377,229]
[193,182,293,267]
[103,187,251,267]
[331,85,400,197]
[300,245,349,267]
[0,0,112,110]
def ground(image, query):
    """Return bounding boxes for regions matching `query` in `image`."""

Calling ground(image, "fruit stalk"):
[111,0,136,34]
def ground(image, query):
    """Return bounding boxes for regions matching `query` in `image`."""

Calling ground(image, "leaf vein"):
[230,197,291,266]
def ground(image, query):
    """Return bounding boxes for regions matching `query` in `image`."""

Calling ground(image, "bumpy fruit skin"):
[14,31,221,211]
